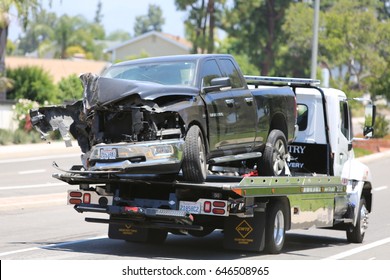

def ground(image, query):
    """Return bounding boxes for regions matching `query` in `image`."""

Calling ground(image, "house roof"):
[5,56,109,83]
[105,31,192,53]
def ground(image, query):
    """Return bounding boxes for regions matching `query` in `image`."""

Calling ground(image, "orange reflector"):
[212,208,225,215]
[232,189,243,196]
[213,201,226,208]
[69,198,82,204]
[204,201,211,213]
[83,193,91,204]
[69,191,82,197]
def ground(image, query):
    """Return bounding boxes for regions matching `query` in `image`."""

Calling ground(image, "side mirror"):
[363,103,376,138]
[203,77,231,93]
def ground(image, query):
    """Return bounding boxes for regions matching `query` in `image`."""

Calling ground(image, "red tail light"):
[212,208,225,215]
[83,193,91,204]
[69,191,82,197]
[69,198,82,204]
[204,201,211,213]
[213,201,226,208]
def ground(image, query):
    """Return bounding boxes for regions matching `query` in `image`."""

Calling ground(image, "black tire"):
[346,198,368,243]
[265,201,286,254]
[182,125,207,183]
[259,129,287,176]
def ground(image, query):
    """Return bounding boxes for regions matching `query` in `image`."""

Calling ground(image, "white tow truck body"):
[53,76,375,254]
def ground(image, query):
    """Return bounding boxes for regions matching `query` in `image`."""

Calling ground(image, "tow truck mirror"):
[363,103,376,138]
[203,77,231,93]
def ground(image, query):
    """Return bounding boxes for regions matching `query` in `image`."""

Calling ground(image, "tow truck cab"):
[290,87,375,177]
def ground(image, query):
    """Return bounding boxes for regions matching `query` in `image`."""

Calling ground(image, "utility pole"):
[310,0,320,80]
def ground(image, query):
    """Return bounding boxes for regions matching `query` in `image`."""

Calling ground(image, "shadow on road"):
[37,230,349,260]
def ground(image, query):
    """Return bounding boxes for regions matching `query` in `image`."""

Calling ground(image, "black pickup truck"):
[31,54,296,182]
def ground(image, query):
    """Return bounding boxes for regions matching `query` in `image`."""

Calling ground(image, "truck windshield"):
[102,61,196,86]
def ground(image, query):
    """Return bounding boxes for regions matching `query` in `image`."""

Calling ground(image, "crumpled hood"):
[80,73,199,110]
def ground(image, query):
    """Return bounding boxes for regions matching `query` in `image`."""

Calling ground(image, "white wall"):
[0,101,17,131]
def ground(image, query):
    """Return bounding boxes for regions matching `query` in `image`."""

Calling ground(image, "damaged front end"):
[30,73,188,176]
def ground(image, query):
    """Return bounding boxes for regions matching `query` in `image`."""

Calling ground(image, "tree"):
[94,0,103,24]
[134,4,165,36]
[320,0,388,95]
[0,0,40,100]
[175,0,225,54]
[17,9,57,55]
[106,30,131,41]
[221,0,291,75]
[27,11,105,59]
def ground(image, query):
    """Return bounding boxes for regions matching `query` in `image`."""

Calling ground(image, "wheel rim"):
[273,210,285,247]
[360,204,369,234]
[272,139,286,175]
[197,134,207,178]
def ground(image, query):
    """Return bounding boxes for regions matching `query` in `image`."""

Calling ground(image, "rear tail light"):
[212,208,225,215]
[69,191,82,197]
[204,201,211,213]
[83,193,91,204]
[69,198,82,204]
[213,201,226,208]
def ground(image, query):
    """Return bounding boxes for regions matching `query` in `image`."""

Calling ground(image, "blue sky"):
[8,0,186,41]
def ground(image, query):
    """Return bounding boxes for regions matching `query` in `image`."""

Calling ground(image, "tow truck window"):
[340,101,352,140]
[297,104,308,131]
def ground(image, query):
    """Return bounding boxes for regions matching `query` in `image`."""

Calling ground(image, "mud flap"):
[223,211,266,252]
[108,223,151,242]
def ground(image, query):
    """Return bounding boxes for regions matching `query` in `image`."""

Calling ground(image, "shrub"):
[6,66,58,104]
[13,99,40,131]
[373,114,389,138]
[57,74,83,102]
[0,129,13,145]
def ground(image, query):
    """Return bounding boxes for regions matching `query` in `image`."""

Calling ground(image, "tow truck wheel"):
[259,129,287,176]
[265,201,286,254]
[347,198,368,243]
[182,125,207,183]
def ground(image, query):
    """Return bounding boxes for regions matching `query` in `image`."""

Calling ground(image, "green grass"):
[354,147,373,158]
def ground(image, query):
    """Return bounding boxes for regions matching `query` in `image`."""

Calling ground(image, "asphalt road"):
[1,142,389,261]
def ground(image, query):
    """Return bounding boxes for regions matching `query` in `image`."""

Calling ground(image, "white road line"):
[323,237,390,260]
[0,153,80,164]
[374,186,388,192]
[0,182,68,191]
[0,235,107,258]
[18,169,46,175]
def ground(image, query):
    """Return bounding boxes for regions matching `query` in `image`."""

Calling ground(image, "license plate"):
[179,201,201,214]
[100,148,117,160]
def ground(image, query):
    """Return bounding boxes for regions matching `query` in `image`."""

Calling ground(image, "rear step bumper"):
[85,217,203,231]
[74,203,199,231]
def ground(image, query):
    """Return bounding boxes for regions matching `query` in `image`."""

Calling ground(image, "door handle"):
[245,97,253,105]
[225,99,234,107]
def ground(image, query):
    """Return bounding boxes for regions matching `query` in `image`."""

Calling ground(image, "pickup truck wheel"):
[182,125,207,183]
[346,198,368,243]
[259,129,287,176]
[265,201,286,254]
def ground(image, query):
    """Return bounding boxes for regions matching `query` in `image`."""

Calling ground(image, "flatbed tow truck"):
[47,76,376,254]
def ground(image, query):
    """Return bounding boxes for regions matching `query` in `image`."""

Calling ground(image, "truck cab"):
[290,87,374,177]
